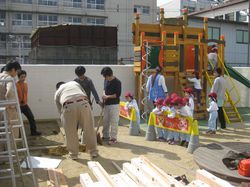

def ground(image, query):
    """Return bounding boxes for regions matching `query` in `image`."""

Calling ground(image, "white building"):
[159,0,213,18]
[188,16,249,66]
[0,0,157,64]
[189,0,249,23]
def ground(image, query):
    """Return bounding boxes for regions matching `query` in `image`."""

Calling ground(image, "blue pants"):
[156,127,165,138]
[208,111,218,131]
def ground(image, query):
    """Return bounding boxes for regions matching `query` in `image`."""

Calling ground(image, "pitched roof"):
[189,0,248,16]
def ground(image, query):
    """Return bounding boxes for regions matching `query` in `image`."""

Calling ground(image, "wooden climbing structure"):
[132,8,242,123]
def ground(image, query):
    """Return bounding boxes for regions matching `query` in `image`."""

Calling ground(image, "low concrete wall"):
[4,65,135,120]
[0,65,249,120]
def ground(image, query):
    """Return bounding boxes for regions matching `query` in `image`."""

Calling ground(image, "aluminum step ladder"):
[0,78,36,187]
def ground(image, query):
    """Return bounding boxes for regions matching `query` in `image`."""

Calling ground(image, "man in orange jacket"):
[16,70,41,136]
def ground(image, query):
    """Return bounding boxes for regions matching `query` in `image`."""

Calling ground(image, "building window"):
[214,15,223,20]
[0,34,6,49]
[11,35,31,49]
[12,0,32,4]
[64,16,82,24]
[12,13,32,26]
[236,30,248,44]
[38,15,58,26]
[225,12,234,21]
[87,0,105,10]
[183,6,195,13]
[86,17,105,26]
[38,0,58,6]
[0,11,5,26]
[208,27,220,40]
[236,10,247,22]
[64,0,82,8]
[134,5,150,14]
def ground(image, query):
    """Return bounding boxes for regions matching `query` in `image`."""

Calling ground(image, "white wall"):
[12,65,135,120]
[0,65,249,120]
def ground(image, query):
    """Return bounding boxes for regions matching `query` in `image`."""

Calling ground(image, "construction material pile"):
[80,156,234,187]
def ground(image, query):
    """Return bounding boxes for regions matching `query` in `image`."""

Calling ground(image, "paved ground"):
[2,108,250,186]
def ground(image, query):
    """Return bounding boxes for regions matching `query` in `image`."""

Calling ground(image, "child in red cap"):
[183,88,194,118]
[152,98,165,141]
[124,91,140,131]
[187,71,202,106]
[177,97,193,147]
[206,92,218,134]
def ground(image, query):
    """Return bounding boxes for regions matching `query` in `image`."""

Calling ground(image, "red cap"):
[170,93,178,99]
[184,87,193,94]
[172,96,182,105]
[163,97,171,105]
[155,98,164,106]
[124,92,133,98]
[208,92,217,99]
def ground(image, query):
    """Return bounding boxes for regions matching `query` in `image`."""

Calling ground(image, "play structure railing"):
[206,54,242,123]
[217,55,241,106]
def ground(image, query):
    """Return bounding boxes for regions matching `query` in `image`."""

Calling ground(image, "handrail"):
[217,55,241,106]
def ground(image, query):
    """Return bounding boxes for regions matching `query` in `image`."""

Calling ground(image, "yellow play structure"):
[132,8,242,124]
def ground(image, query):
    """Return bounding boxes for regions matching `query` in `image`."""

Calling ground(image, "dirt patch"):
[2,119,250,187]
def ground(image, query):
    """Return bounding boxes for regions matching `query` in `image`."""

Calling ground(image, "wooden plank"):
[47,169,68,187]
[134,46,141,51]
[111,173,138,187]
[139,24,160,33]
[88,161,116,187]
[80,173,94,187]
[196,169,235,187]
[187,179,211,187]
[134,62,141,67]
[185,28,204,35]
[131,158,174,187]
[122,162,156,187]
[138,156,185,187]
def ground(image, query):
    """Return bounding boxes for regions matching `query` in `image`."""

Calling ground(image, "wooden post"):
[182,8,188,71]
[198,33,203,73]
[160,8,165,23]
[203,17,208,72]
[135,13,140,46]
[174,31,179,92]
[220,35,225,75]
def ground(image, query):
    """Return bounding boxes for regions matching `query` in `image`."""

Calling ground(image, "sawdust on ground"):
[2,118,250,187]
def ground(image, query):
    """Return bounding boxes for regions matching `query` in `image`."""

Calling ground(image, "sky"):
[157,0,167,6]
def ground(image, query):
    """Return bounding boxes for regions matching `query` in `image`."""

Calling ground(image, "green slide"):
[225,64,250,89]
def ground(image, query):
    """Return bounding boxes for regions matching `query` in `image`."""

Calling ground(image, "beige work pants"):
[61,100,98,157]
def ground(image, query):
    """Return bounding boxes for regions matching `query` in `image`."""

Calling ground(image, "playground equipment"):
[132,8,243,124]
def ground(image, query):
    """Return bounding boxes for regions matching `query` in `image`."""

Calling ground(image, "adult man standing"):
[74,66,101,107]
[211,67,226,129]
[0,60,22,151]
[54,81,98,159]
[101,67,121,145]
[16,70,41,136]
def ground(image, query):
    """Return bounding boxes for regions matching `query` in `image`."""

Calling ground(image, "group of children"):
[123,71,219,146]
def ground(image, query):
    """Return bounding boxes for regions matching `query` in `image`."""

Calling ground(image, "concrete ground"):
[2,108,250,187]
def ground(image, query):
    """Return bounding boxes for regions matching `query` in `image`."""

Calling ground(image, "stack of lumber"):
[80,156,235,187]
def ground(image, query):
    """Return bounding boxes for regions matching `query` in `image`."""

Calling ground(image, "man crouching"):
[54,81,98,160]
